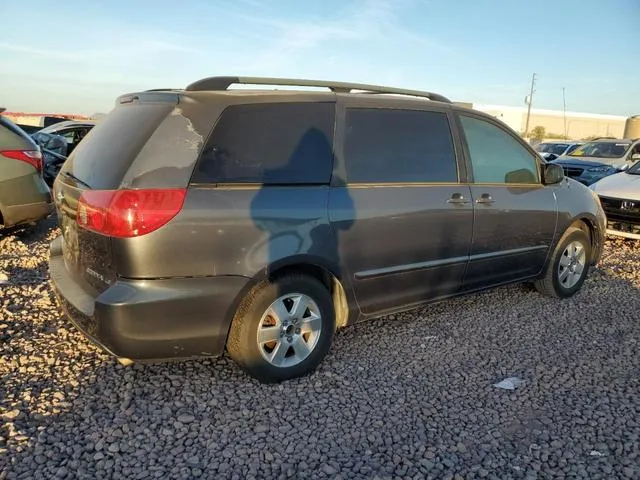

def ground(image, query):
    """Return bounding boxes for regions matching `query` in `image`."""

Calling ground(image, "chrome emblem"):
[86,267,111,285]
[621,201,636,210]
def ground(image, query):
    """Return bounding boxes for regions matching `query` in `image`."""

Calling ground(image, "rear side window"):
[61,103,173,189]
[193,103,335,184]
[343,109,457,183]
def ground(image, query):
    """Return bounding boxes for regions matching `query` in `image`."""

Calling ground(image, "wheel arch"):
[222,255,355,349]
[262,255,353,329]
[571,215,602,265]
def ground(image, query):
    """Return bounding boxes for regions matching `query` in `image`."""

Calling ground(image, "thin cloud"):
[0,43,83,62]
[0,36,203,65]
[237,0,454,71]
[1,0,456,112]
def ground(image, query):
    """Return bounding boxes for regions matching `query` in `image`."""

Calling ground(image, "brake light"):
[1,150,43,172]
[77,189,187,238]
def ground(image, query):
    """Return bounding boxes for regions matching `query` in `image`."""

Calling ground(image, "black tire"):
[534,226,591,298]
[227,273,335,383]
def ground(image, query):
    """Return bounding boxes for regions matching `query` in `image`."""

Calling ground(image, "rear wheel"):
[227,273,335,383]
[534,226,591,298]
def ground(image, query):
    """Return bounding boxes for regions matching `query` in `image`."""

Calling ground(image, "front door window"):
[460,115,540,184]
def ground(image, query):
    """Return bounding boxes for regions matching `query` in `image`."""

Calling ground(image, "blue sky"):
[1,0,639,116]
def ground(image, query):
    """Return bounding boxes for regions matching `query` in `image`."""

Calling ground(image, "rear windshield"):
[60,103,173,189]
[0,116,35,148]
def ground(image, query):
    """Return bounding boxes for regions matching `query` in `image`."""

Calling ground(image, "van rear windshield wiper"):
[61,171,92,189]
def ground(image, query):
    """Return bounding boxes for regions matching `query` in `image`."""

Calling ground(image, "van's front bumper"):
[49,236,249,361]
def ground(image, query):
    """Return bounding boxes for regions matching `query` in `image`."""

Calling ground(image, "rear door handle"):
[476,193,495,205]
[447,193,470,205]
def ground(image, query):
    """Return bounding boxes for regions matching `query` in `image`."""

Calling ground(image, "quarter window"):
[343,109,457,183]
[460,115,540,184]
[193,103,335,184]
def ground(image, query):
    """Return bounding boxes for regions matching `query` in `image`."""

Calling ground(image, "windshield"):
[536,143,569,155]
[627,160,640,175]
[565,144,582,155]
[568,141,631,158]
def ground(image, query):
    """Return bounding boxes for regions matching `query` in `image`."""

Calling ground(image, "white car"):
[590,161,640,239]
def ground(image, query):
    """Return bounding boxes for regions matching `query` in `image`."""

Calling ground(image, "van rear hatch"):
[54,92,187,293]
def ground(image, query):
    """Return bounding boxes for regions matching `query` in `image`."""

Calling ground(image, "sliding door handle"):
[447,193,470,205]
[476,193,495,205]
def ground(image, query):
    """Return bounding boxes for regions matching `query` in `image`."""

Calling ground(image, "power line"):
[562,87,567,138]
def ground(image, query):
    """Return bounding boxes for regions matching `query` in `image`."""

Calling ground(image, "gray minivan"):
[49,77,606,382]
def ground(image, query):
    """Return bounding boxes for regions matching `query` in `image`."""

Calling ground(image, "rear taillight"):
[1,150,43,172]
[77,189,187,238]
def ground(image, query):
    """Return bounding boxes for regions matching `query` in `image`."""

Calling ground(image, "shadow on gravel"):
[2,238,639,479]
[2,263,49,285]
[1,216,58,243]
[0,224,35,239]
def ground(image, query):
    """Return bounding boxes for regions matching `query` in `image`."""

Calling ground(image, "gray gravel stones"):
[1,218,640,479]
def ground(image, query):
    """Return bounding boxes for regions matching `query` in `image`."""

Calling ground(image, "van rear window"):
[61,103,173,189]
[192,103,335,185]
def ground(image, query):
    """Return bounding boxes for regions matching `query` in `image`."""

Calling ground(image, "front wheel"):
[227,273,335,383]
[534,225,591,298]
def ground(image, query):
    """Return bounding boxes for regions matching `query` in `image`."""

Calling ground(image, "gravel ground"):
[1,218,639,479]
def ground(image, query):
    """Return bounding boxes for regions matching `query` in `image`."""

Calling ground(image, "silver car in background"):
[590,160,640,239]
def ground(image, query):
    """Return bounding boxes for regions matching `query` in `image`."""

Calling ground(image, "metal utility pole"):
[562,87,567,139]
[523,73,536,138]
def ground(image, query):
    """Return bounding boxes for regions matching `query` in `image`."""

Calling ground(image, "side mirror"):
[631,153,640,161]
[543,163,564,185]
[546,153,558,161]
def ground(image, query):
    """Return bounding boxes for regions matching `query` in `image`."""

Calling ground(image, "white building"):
[468,104,628,140]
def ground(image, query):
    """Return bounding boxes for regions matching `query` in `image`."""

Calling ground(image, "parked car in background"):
[535,141,583,160]
[32,120,96,187]
[16,116,71,134]
[49,77,605,383]
[551,138,640,185]
[34,120,95,156]
[34,133,69,187]
[590,160,640,239]
[0,109,52,229]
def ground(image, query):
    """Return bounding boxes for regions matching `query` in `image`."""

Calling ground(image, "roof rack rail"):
[185,76,451,103]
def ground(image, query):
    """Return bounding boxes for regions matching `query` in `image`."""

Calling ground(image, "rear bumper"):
[49,236,249,360]
[2,200,53,227]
